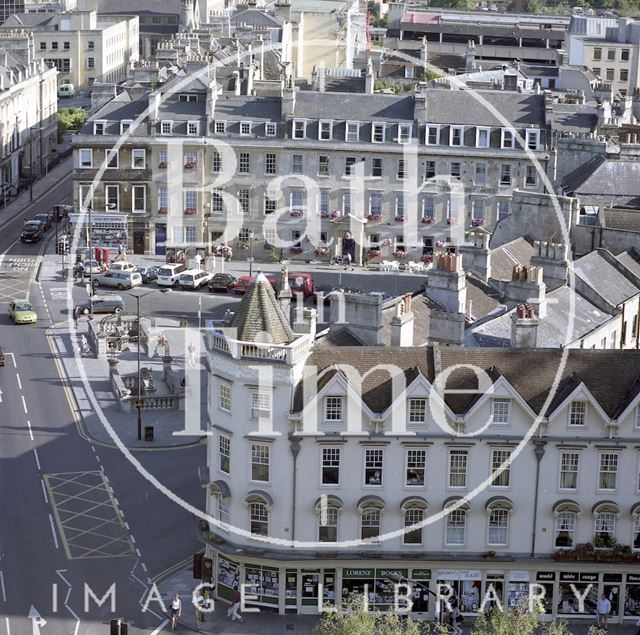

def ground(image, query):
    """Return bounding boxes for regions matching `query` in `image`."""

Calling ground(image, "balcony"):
[206,325,311,365]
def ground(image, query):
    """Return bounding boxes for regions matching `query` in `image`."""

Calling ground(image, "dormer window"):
[265,122,277,137]
[491,398,510,424]
[426,125,440,145]
[501,128,515,149]
[346,121,360,142]
[398,123,412,144]
[450,126,464,147]
[179,94,197,102]
[186,121,199,136]
[569,401,586,426]
[93,120,106,135]
[292,119,306,139]
[240,121,252,136]
[476,127,490,148]
[526,129,541,150]
[160,120,173,135]
[120,119,133,134]
[319,120,333,141]
[372,123,386,143]
[324,396,342,422]
[214,120,226,134]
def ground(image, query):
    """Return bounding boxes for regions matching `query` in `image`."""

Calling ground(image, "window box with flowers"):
[368,249,381,259]
[447,217,458,225]
[214,244,233,261]
[393,250,407,259]
[421,253,433,264]
[330,210,341,219]
[290,210,304,218]
[184,161,197,170]
[381,238,393,248]
[158,207,168,215]
[184,207,197,215]
[290,246,303,254]
[395,214,407,223]
[367,214,382,222]
[421,216,435,225]
[472,218,485,227]
[435,240,446,248]
[237,242,249,251]
[158,162,169,169]
[314,246,330,257]
[320,210,331,219]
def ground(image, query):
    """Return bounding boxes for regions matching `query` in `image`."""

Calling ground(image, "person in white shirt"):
[170,593,181,631]
[597,593,611,628]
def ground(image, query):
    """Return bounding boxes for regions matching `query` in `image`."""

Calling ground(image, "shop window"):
[557,574,597,615]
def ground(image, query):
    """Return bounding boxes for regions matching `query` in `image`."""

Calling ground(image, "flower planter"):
[158,207,168,215]
[184,162,197,170]
[315,247,330,257]
[320,211,331,219]
[158,162,169,169]
[394,215,407,223]
[447,217,459,225]
[393,251,407,259]
[330,211,341,219]
[184,208,197,215]
[367,214,382,222]
[472,218,485,227]
[290,210,304,218]
[421,217,435,225]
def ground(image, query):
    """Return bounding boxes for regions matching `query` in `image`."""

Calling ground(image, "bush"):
[57,107,89,142]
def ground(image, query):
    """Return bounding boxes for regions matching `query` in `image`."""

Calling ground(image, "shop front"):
[624,573,640,619]
[557,572,597,617]
[68,213,128,250]
[535,571,556,619]
[436,569,482,615]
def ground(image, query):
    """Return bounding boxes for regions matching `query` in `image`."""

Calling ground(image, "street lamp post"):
[248,230,255,277]
[88,204,94,320]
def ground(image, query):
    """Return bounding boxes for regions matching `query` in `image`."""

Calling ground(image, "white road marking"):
[135,548,141,557]
[21,396,27,414]
[33,448,41,470]
[141,562,148,573]
[94,454,100,463]
[40,479,48,504]
[151,618,169,633]
[4,616,10,635]
[130,535,136,544]
[48,514,59,549]
[15,374,21,390]
[26,420,33,441]
[0,570,6,602]
[124,522,130,530]
[8,353,15,369]
[0,389,2,403]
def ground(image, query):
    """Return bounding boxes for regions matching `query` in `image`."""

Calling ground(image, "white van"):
[178,269,213,290]
[157,263,187,287]
[58,83,75,98]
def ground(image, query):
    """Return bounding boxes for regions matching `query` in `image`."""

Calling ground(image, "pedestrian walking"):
[227,585,242,622]
[72,306,79,325]
[597,593,611,629]
[170,593,182,631]
[194,252,202,271]
[192,590,204,629]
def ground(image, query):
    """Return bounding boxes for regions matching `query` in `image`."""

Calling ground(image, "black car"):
[134,264,158,284]
[21,221,44,243]
[208,273,237,293]
[33,212,52,230]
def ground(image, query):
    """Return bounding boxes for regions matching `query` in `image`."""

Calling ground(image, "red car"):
[288,272,314,298]
[233,274,278,294]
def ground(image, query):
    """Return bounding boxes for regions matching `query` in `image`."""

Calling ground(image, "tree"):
[315,597,421,635]
[471,601,540,635]
[57,107,89,142]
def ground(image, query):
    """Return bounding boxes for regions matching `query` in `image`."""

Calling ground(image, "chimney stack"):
[530,241,569,287]
[465,40,476,72]
[331,293,384,346]
[278,266,292,316]
[459,227,492,283]
[426,252,467,313]
[148,90,161,124]
[414,82,428,122]
[293,307,317,339]
[510,304,539,348]
[505,265,547,317]
[281,76,296,121]
[390,294,414,346]
[365,57,374,95]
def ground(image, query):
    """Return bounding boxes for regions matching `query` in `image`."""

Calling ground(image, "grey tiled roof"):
[292,346,640,417]
[552,103,599,134]
[561,153,607,194]
[230,273,296,345]
[603,207,640,233]
[616,248,640,279]
[489,236,535,281]
[565,158,640,198]
[469,286,613,348]
[573,250,640,307]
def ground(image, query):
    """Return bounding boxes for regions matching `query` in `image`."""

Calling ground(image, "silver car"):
[93,270,142,290]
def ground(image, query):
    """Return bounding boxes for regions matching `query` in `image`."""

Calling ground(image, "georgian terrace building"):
[71,69,551,258]
[200,274,640,624]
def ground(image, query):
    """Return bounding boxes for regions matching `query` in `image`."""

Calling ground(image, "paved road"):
[0,175,204,633]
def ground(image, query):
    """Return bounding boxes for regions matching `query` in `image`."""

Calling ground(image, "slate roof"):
[292,346,640,418]
[230,273,296,345]
[465,276,502,321]
[232,8,282,27]
[564,158,640,198]
[552,103,599,134]
[602,207,640,233]
[469,285,613,348]
[616,248,640,279]
[573,250,640,307]
[489,236,535,281]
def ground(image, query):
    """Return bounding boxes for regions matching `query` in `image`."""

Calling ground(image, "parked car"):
[178,269,213,290]
[288,272,314,298]
[108,261,136,273]
[83,259,102,276]
[234,274,278,294]
[9,299,37,324]
[134,264,158,284]
[93,270,142,290]
[58,83,75,98]
[77,295,124,315]
[32,213,52,230]
[157,263,187,287]
[208,273,237,293]
[21,221,44,243]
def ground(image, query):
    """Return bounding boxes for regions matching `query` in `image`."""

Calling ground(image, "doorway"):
[133,230,145,254]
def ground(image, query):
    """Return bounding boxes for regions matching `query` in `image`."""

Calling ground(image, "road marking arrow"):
[28,605,46,635]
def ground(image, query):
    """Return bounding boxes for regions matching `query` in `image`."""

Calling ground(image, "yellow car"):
[9,299,37,324]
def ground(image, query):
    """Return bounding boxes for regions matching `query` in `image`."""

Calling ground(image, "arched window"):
[446,509,466,546]
[403,507,424,545]
[361,507,381,542]
[633,514,640,551]
[318,506,339,542]
[487,508,509,546]
[593,502,619,548]
[249,501,268,536]
[555,512,576,548]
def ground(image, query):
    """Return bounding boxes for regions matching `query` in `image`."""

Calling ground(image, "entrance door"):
[133,230,145,254]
